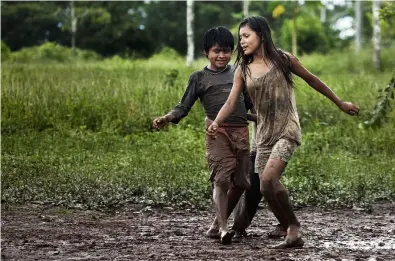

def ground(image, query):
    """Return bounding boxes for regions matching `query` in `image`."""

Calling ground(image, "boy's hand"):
[153,116,169,129]
[206,121,219,139]
[338,101,360,116]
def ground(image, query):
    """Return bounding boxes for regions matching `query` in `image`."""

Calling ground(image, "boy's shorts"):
[205,118,250,189]
[255,138,299,174]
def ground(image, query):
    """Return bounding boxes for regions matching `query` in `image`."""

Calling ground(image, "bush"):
[149,47,183,62]
[1,41,11,61]
[9,42,101,63]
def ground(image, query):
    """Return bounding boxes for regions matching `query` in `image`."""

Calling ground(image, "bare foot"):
[205,227,220,239]
[267,224,287,238]
[220,229,235,245]
[270,225,304,249]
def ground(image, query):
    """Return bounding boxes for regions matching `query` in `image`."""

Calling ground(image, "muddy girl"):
[207,16,360,248]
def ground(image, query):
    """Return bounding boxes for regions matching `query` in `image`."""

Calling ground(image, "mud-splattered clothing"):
[205,118,250,189]
[168,65,253,125]
[245,66,301,173]
[166,65,253,188]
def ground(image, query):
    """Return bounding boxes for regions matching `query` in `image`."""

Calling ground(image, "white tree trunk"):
[186,0,194,67]
[71,0,77,54]
[243,0,249,18]
[372,0,381,69]
[355,0,362,53]
[320,5,326,23]
[292,8,297,56]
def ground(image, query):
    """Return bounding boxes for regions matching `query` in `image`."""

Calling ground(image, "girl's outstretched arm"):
[288,54,360,116]
[206,67,245,136]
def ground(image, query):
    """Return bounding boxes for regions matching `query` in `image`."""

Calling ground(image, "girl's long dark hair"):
[235,16,294,87]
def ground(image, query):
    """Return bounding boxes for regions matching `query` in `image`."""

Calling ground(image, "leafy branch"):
[364,71,395,128]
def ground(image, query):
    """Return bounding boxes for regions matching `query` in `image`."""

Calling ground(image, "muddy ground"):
[1,202,394,261]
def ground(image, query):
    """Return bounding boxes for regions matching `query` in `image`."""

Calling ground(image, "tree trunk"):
[71,0,77,55]
[186,0,194,67]
[355,0,362,53]
[320,5,326,23]
[243,0,249,18]
[372,0,381,70]
[292,8,297,56]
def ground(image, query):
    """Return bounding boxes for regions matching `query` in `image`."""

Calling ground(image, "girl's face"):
[239,25,261,56]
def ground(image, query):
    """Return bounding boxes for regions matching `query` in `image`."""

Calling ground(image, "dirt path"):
[1,203,394,261]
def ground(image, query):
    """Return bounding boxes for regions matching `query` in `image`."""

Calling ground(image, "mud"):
[1,203,394,260]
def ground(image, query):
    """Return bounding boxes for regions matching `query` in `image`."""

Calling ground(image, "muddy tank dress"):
[245,66,302,174]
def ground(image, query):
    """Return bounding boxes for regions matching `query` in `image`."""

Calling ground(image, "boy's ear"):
[203,50,208,58]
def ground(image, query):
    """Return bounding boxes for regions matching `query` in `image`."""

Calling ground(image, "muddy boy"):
[153,26,254,244]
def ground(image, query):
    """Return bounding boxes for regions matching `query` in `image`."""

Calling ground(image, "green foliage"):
[364,72,395,128]
[1,128,211,209]
[149,47,183,62]
[1,40,11,61]
[2,1,379,58]
[9,42,101,63]
[2,48,395,209]
[380,2,395,23]
[280,14,329,54]
[379,2,395,43]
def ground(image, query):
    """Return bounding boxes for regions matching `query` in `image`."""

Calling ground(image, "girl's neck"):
[252,48,268,64]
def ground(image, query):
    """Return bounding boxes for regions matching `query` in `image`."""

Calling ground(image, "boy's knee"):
[214,181,230,193]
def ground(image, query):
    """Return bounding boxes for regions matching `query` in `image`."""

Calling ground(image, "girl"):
[207,16,360,248]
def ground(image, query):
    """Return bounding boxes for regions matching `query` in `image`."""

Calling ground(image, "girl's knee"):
[260,178,274,198]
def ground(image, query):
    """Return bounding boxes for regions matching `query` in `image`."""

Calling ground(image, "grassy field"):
[1,46,395,210]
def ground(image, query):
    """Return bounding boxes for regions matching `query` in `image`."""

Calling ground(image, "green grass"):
[1,46,395,209]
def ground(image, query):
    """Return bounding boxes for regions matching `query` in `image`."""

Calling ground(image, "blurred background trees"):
[1,1,394,60]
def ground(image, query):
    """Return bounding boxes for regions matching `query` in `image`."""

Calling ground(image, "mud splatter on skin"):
[2,203,394,260]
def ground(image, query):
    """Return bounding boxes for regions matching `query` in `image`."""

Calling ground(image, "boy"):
[153,26,254,244]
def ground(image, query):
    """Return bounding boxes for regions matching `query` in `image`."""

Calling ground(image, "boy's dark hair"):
[202,26,234,53]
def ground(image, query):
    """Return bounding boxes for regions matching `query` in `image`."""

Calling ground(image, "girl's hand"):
[152,116,169,129]
[339,101,360,116]
[206,121,219,139]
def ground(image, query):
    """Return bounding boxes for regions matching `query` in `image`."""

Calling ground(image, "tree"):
[355,0,362,53]
[273,1,326,55]
[186,0,194,67]
[372,0,381,70]
[243,0,249,18]
[1,2,68,50]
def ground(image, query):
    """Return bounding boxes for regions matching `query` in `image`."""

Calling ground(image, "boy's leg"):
[205,130,239,244]
[232,151,262,233]
[206,126,249,244]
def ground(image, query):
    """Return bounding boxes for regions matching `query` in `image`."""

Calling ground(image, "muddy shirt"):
[168,65,253,125]
[245,67,302,147]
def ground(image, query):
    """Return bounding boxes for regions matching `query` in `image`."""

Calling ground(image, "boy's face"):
[205,44,232,71]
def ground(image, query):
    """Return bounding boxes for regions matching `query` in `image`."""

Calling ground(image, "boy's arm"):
[153,74,199,129]
[288,53,360,116]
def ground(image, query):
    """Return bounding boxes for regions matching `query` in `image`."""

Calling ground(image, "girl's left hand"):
[339,101,360,116]
[206,121,219,139]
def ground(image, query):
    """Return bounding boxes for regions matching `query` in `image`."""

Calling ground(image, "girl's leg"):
[259,158,303,248]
